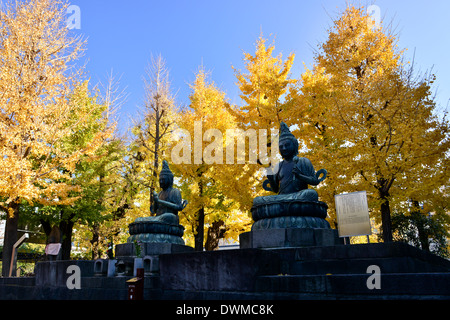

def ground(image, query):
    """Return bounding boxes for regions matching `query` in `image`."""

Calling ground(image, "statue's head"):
[159,160,174,190]
[278,122,299,160]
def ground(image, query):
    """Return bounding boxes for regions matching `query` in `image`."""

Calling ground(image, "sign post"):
[9,233,29,277]
[335,191,371,239]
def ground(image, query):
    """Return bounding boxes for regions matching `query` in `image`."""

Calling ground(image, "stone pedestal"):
[115,242,193,258]
[115,242,194,276]
[127,219,185,245]
[93,259,117,277]
[239,228,343,249]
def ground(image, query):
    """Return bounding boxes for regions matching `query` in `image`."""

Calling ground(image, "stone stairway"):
[154,241,450,300]
[1,241,449,300]
[272,242,450,274]
[252,243,450,299]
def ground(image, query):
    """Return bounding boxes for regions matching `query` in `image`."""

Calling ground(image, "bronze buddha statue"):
[251,122,330,230]
[128,160,188,244]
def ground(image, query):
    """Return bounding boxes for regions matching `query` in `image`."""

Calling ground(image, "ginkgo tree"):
[27,79,121,260]
[230,34,297,210]
[128,54,178,220]
[290,5,450,243]
[0,0,102,275]
[232,34,295,129]
[171,68,252,250]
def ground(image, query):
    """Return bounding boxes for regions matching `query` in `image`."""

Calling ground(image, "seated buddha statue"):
[129,160,188,244]
[135,160,187,225]
[261,122,326,201]
[251,122,329,229]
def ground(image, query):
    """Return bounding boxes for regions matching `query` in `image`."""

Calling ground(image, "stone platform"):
[1,242,449,300]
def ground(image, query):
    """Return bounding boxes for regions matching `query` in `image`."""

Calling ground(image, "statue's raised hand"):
[316,169,327,183]
[153,191,159,203]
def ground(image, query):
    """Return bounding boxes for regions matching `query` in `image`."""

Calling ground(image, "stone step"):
[255,273,450,298]
[269,242,450,274]
[285,256,450,275]
[273,242,450,261]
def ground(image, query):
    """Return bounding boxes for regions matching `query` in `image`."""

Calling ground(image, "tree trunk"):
[194,177,205,251]
[59,216,75,260]
[194,207,205,251]
[379,189,393,243]
[415,213,430,252]
[410,201,430,252]
[40,216,74,260]
[90,222,100,260]
[376,174,395,243]
[151,108,160,214]
[2,201,19,277]
[40,219,52,239]
[205,220,225,251]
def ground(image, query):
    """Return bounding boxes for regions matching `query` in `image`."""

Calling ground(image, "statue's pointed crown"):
[279,122,296,141]
[160,160,173,176]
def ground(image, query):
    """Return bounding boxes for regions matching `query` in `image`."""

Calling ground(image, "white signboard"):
[335,191,371,237]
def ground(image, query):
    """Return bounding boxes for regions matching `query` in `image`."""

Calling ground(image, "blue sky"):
[69,0,450,135]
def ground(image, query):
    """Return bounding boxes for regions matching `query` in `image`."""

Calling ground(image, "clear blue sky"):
[69,0,450,135]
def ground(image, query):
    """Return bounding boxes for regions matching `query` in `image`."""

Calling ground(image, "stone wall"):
[0,242,449,300]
